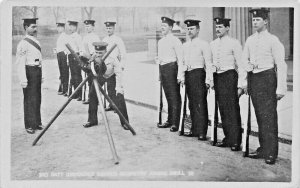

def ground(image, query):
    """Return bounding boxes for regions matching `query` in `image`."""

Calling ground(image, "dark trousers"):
[249,68,278,158]
[186,68,208,136]
[160,62,181,128]
[57,52,69,94]
[214,70,242,145]
[106,74,117,107]
[68,53,82,98]
[88,75,129,125]
[23,66,42,129]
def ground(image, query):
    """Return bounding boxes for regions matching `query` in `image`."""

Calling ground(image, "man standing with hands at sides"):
[155,16,184,132]
[210,17,246,150]
[243,8,287,164]
[67,20,83,100]
[55,20,70,96]
[16,18,43,134]
[102,19,127,112]
[82,19,101,104]
[181,19,212,140]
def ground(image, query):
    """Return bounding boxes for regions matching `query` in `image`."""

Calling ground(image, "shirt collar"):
[216,35,229,42]
[107,34,115,38]
[220,35,229,41]
[25,34,37,41]
[189,36,199,42]
[255,29,269,36]
[71,32,78,36]
[164,32,173,38]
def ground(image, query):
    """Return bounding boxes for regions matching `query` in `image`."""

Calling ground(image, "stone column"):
[225,7,251,46]
[270,8,292,60]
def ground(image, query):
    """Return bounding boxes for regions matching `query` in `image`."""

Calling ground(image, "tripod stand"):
[32,44,136,164]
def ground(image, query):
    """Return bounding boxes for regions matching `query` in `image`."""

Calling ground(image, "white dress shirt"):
[183,37,212,85]
[16,35,42,84]
[67,32,84,55]
[56,32,70,53]
[210,35,247,88]
[242,30,287,95]
[102,56,123,94]
[102,34,127,67]
[82,32,100,55]
[158,33,184,80]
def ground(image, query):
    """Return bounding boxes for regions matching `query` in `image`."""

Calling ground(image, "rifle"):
[178,84,187,136]
[210,90,218,146]
[211,73,218,146]
[66,53,72,96]
[242,72,252,157]
[103,82,107,108]
[33,43,134,164]
[82,71,86,101]
[157,65,163,126]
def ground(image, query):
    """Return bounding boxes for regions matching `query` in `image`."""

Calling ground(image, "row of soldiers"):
[54,18,126,111]
[156,8,287,165]
[16,8,287,166]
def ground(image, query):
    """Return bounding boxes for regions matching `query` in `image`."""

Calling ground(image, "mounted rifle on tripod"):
[32,42,136,164]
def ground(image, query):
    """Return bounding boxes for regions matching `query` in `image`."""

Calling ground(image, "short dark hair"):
[86,23,95,27]
[223,23,230,27]
[23,23,32,30]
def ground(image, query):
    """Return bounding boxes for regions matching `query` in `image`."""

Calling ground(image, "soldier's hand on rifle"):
[276,94,284,100]
[117,89,124,95]
[154,56,160,65]
[20,80,28,88]
[238,88,244,98]
[205,84,210,90]
[206,80,213,90]
[177,79,185,86]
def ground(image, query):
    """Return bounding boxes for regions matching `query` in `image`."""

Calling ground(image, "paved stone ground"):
[8,56,292,182]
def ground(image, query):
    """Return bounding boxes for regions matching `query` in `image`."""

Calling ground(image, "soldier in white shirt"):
[16,18,43,134]
[82,19,101,104]
[83,42,129,129]
[102,20,127,112]
[67,20,84,100]
[182,19,212,140]
[55,21,69,96]
[156,17,184,132]
[242,9,287,164]
[210,17,247,150]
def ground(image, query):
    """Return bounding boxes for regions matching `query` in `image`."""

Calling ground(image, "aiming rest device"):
[32,43,136,164]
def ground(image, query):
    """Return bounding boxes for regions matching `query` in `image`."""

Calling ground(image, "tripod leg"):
[103,82,107,108]
[32,76,89,146]
[96,84,136,136]
[93,78,119,164]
